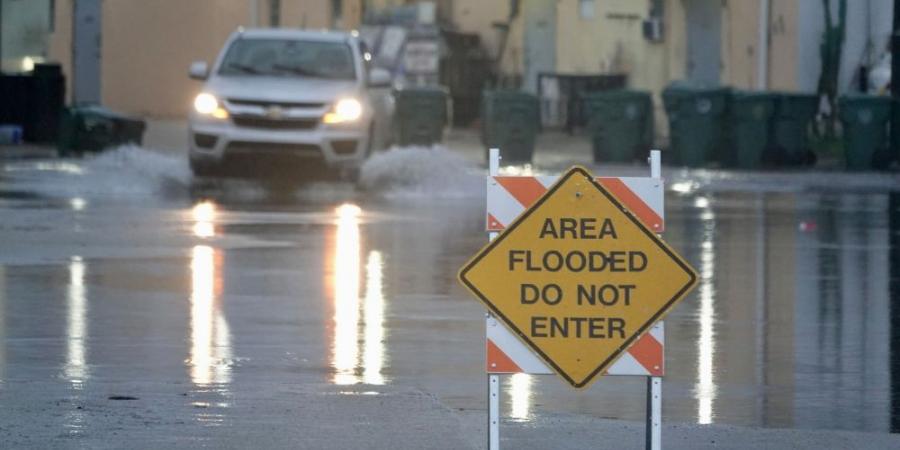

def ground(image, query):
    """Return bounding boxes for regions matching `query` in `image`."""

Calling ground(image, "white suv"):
[188,28,393,179]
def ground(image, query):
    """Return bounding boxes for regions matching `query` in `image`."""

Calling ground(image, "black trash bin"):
[727,91,776,169]
[28,64,66,143]
[662,85,730,167]
[481,90,540,163]
[838,95,892,170]
[58,105,146,157]
[583,90,653,163]
[770,93,819,166]
[393,86,450,146]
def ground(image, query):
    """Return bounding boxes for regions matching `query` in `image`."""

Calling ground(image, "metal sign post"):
[476,148,679,450]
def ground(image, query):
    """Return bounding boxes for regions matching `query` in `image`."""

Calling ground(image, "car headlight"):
[323,98,363,124]
[194,93,228,119]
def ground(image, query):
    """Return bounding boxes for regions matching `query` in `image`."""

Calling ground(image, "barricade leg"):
[646,376,661,450]
[489,374,500,450]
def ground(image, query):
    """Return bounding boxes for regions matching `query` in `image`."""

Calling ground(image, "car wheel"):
[189,158,219,178]
[365,122,377,157]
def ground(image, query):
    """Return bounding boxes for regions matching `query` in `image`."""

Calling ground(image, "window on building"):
[579,0,595,20]
[269,0,280,27]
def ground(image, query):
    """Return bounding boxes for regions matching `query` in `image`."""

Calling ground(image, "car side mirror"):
[368,68,391,88]
[189,61,209,80]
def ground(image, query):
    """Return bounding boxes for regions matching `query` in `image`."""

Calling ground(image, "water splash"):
[5,145,191,199]
[358,145,482,199]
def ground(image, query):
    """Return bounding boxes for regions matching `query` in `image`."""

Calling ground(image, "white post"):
[489,374,500,450]
[648,149,663,450]
[646,376,662,450]
[649,150,661,179]
[488,147,501,450]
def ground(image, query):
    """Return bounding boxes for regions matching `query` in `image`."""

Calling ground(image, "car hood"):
[204,76,360,104]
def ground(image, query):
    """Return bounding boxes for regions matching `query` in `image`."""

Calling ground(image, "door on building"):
[73,0,101,104]
[522,0,556,93]
[684,0,721,86]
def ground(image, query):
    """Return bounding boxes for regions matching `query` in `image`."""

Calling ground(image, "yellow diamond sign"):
[459,166,698,389]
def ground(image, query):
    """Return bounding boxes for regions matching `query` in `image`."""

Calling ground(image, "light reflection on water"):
[332,204,361,385]
[695,205,717,425]
[507,373,533,421]
[192,201,216,238]
[187,200,232,426]
[329,204,387,386]
[363,251,386,385]
[65,256,88,385]
[189,245,232,386]
[64,256,88,435]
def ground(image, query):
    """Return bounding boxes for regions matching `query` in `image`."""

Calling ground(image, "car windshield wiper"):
[273,64,321,77]
[226,62,263,74]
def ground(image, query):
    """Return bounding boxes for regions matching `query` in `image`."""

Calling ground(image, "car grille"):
[232,116,320,130]
[227,99,326,109]
[225,141,321,156]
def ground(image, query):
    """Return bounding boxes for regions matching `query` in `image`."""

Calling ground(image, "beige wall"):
[553,1,688,92]
[551,0,688,141]
[280,0,332,28]
[102,1,251,118]
[47,0,73,104]
[720,0,801,91]
[721,1,760,89]
[46,0,350,118]
[768,0,799,91]
[450,0,508,57]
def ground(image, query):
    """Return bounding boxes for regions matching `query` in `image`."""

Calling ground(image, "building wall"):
[797,0,892,94]
[768,0,800,91]
[450,0,509,59]
[101,1,249,118]
[46,0,353,118]
[48,0,73,102]
[552,1,683,89]
[721,1,760,90]
[281,0,332,28]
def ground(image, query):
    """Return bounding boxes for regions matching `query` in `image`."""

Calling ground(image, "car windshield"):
[218,38,356,80]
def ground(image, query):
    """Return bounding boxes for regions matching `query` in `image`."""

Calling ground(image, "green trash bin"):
[58,104,146,157]
[662,85,730,167]
[838,95,892,170]
[727,91,776,169]
[393,86,449,147]
[481,90,540,163]
[770,93,818,166]
[583,90,653,163]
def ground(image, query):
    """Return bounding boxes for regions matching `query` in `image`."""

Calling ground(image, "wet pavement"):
[1,140,900,448]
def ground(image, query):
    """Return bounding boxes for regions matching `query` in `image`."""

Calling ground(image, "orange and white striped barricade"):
[484,148,664,450]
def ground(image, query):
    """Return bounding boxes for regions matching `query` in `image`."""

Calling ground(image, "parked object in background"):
[0,63,65,143]
[392,86,449,146]
[439,29,491,127]
[538,73,627,132]
[583,90,653,163]
[57,105,146,157]
[0,125,24,145]
[770,93,819,166]
[662,84,730,167]
[481,90,540,164]
[727,91,776,169]
[838,95,893,170]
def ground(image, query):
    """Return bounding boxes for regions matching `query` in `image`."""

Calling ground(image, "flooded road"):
[1,145,899,446]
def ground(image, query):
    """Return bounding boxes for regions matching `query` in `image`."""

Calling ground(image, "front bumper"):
[188,115,369,169]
